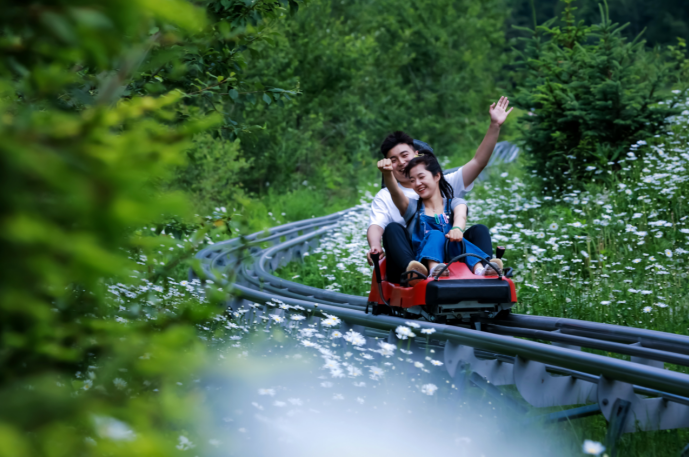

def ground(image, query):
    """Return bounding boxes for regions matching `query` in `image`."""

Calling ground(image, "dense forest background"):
[171,0,689,226]
[508,0,688,46]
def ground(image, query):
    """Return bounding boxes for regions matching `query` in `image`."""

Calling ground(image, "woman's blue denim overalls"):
[410,199,490,271]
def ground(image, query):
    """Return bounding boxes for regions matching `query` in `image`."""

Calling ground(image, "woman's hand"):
[446,228,464,242]
[377,158,394,174]
[489,96,514,126]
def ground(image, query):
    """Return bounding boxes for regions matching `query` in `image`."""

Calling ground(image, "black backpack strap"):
[403,198,424,242]
[404,198,423,225]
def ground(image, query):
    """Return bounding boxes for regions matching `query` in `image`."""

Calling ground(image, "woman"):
[378,151,502,283]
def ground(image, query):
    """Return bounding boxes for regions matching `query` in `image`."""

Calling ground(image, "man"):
[366,96,513,282]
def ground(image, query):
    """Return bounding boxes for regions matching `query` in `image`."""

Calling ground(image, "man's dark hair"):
[380,131,414,157]
[403,149,454,200]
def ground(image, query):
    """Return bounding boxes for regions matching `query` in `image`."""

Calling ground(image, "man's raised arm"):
[461,96,514,188]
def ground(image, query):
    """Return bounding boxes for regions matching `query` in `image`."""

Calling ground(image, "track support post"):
[469,372,527,415]
[605,398,631,457]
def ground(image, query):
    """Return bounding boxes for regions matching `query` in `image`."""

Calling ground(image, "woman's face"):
[408,164,440,199]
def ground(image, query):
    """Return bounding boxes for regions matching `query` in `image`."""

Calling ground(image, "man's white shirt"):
[368,167,474,230]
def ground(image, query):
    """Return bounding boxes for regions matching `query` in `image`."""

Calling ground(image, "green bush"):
[512,0,689,189]
[170,133,249,213]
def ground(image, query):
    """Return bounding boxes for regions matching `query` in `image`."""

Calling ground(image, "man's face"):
[386,143,416,182]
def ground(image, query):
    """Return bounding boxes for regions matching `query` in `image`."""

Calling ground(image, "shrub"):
[170,133,249,213]
[512,0,689,189]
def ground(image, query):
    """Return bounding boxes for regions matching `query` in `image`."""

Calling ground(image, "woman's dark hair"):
[380,131,414,157]
[403,150,454,200]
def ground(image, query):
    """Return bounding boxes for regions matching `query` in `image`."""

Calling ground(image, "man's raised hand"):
[489,96,514,126]
[377,158,394,173]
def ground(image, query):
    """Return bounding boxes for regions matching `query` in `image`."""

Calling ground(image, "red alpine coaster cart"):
[367,246,517,326]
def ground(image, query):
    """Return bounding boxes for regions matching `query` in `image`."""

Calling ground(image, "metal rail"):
[192,143,689,435]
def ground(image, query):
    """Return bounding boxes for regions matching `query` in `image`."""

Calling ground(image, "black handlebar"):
[371,252,382,284]
[496,246,506,259]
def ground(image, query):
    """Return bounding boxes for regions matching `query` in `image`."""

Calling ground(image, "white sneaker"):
[430,263,450,278]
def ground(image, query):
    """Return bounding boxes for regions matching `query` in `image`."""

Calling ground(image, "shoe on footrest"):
[405,261,428,286]
[475,258,504,276]
[430,263,450,278]
[485,258,503,276]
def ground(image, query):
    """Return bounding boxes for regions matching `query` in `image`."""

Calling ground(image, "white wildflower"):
[421,384,438,395]
[93,416,136,441]
[377,341,396,357]
[395,326,416,340]
[176,436,195,451]
[347,365,363,377]
[368,366,384,379]
[343,329,366,346]
[582,440,605,456]
[321,314,341,327]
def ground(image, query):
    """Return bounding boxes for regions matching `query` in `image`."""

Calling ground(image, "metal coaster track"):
[191,143,689,451]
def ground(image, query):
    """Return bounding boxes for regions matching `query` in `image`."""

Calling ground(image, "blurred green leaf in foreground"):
[0,0,303,455]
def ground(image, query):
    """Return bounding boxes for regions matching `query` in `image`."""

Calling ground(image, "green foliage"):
[512,0,689,189]
[0,0,309,455]
[171,133,249,210]
[1,0,213,380]
[177,0,513,215]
